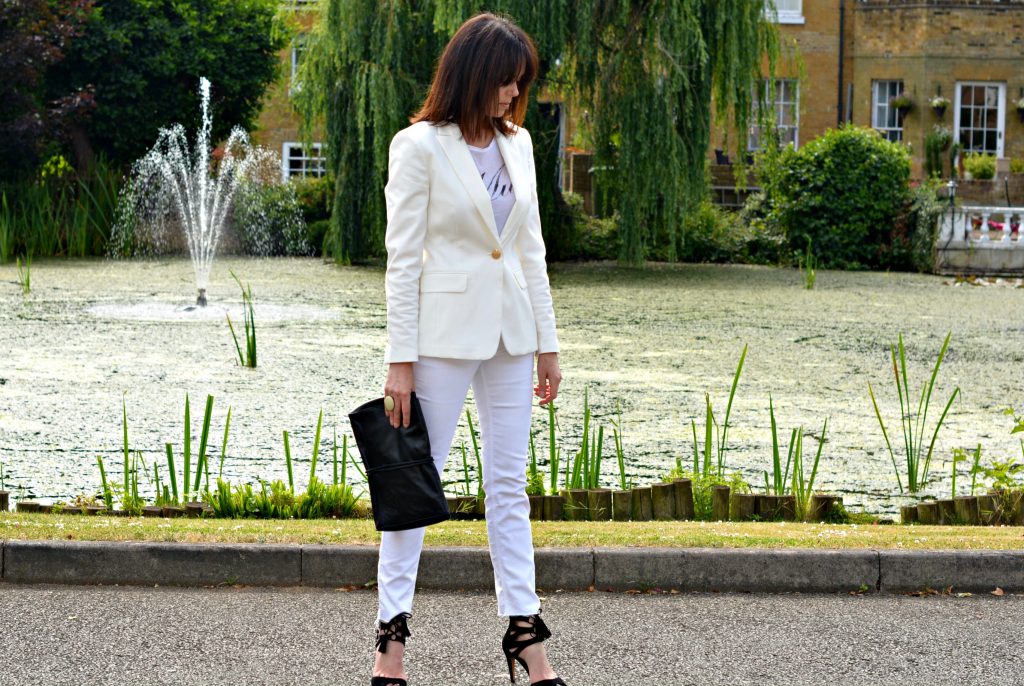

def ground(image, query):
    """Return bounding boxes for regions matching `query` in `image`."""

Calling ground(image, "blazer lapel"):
[435,123,499,240]
[493,130,528,243]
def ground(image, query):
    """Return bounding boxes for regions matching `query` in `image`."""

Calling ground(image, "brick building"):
[254,2,1024,189]
[716,0,1024,173]
[249,4,324,181]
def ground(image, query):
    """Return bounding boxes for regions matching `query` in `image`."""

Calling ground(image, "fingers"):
[535,356,562,406]
[384,363,415,429]
[401,393,411,428]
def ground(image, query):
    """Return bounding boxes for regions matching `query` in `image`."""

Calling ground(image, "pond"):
[1,258,1022,517]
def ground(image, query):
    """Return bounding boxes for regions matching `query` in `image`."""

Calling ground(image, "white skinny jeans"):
[377,338,541,621]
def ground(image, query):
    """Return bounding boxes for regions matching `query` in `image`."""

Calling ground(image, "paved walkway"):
[1,584,1021,685]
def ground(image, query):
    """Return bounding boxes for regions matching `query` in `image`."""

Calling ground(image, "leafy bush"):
[754,125,911,269]
[963,152,996,180]
[564,191,618,260]
[231,181,311,256]
[880,178,947,272]
[1010,158,1024,175]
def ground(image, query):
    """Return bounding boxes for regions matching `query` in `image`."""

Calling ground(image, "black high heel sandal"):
[501,613,567,685]
[371,612,411,686]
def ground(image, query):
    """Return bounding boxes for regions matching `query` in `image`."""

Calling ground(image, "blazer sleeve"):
[515,128,560,355]
[383,128,429,364]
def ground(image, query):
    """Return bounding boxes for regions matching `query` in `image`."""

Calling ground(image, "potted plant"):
[930,95,951,118]
[889,94,914,117]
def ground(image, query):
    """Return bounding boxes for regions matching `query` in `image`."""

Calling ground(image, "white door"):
[954,81,1006,157]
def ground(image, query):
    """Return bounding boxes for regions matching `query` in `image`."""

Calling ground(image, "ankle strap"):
[376,612,412,654]
[507,613,552,642]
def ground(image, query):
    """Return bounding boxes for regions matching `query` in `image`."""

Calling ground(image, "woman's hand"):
[535,352,562,406]
[384,362,415,428]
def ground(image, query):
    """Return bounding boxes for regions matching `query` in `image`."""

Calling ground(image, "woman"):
[373,11,567,686]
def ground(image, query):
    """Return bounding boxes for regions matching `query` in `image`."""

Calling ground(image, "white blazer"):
[383,120,560,363]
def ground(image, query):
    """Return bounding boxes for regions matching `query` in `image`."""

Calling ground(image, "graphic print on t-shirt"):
[481,165,513,199]
[467,137,517,235]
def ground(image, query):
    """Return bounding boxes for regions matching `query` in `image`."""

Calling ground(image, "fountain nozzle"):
[196,289,208,307]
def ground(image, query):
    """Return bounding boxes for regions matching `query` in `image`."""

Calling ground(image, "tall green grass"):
[0,156,121,258]
[691,344,747,479]
[798,238,817,289]
[609,399,631,490]
[227,271,257,367]
[0,192,12,263]
[868,332,960,493]
[16,254,31,294]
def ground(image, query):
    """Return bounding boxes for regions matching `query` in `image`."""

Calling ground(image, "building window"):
[748,78,799,150]
[291,35,307,81]
[955,82,1005,157]
[766,0,804,24]
[872,80,904,142]
[282,142,326,181]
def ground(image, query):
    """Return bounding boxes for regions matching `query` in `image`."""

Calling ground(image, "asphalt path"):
[0,583,1021,685]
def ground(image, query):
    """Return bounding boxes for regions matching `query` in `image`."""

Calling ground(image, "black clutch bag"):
[348,392,451,531]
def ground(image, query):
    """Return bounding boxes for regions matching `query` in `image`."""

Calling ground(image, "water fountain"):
[111,77,277,306]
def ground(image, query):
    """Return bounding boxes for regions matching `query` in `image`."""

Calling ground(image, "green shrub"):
[231,181,311,256]
[564,191,618,260]
[880,178,947,272]
[1010,158,1024,175]
[755,125,911,269]
[963,152,996,180]
[292,174,334,224]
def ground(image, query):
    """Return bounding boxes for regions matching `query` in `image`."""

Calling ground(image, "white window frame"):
[748,78,800,151]
[281,142,326,181]
[954,81,1005,158]
[871,80,905,142]
[765,0,805,25]
[290,34,308,82]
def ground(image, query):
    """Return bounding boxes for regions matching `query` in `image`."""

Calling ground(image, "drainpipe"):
[838,0,846,126]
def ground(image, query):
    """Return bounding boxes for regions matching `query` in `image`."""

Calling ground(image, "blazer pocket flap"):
[420,272,468,293]
[511,268,527,289]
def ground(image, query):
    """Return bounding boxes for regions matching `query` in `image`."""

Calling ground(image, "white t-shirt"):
[466,136,516,236]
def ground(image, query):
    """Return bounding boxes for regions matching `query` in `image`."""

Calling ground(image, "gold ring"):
[384,395,395,412]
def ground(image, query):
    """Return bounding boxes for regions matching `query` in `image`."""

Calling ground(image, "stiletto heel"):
[500,612,567,685]
[371,612,411,686]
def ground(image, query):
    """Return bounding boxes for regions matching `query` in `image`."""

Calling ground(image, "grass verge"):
[1,512,1022,549]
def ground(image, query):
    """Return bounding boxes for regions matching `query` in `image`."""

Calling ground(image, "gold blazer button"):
[491,248,502,259]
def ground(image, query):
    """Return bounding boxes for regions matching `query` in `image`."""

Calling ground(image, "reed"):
[609,399,631,490]
[547,399,561,495]
[691,344,747,479]
[459,441,472,496]
[0,192,11,263]
[308,409,324,488]
[227,271,257,367]
[16,253,31,295]
[465,410,483,497]
[218,407,232,478]
[790,419,827,521]
[283,430,294,494]
[868,331,960,493]
[165,443,178,502]
[193,395,214,494]
[183,395,192,501]
[798,238,817,289]
[96,455,113,510]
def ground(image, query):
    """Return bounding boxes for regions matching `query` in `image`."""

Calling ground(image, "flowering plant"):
[889,94,914,111]
[930,96,951,110]
[1016,97,1024,111]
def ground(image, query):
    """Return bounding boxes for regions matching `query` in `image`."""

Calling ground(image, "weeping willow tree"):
[295,0,776,265]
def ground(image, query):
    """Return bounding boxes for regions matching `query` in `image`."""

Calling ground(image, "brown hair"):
[410,12,538,140]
